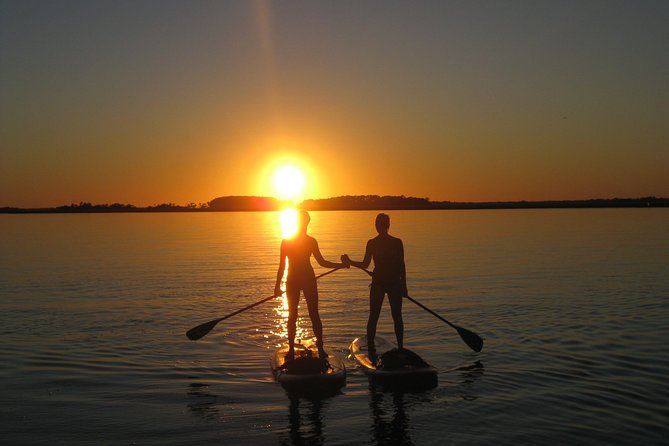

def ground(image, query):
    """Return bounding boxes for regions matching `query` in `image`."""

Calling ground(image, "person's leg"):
[388,286,404,349]
[367,284,384,345]
[286,283,300,359]
[303,279,326,356]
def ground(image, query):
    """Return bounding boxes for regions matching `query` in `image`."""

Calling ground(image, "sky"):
[1,0,668,207]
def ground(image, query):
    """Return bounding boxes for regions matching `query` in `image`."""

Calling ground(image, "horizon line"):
[2,194,668,213]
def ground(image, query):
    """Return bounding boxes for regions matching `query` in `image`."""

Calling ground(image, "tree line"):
[2,195,667,213]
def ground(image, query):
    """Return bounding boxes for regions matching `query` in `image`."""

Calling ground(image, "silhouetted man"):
[344,213,407,356]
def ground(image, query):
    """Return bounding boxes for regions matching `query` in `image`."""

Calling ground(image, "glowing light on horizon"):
[273,165,305,201]
[255,150,321,201]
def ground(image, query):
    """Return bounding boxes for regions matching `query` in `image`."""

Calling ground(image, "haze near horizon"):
[1,1,668,208]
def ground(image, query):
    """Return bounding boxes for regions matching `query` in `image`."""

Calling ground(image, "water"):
[1,209,668,445]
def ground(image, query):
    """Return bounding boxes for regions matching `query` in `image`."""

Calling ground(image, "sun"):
[273,165,305,201]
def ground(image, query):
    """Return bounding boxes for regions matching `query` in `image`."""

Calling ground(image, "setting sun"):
[273,165,305,201]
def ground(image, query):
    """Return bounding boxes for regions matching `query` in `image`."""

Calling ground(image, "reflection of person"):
[274,210,349,359]
[369,387,412,446]
[344,213,407,353]
[285,396,325,446]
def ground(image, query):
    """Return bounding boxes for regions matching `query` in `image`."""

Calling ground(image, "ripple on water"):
[2,210,669,445]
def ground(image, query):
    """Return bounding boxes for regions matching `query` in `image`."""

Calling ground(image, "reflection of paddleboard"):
[349,335,437,388]
[270,339,346,394]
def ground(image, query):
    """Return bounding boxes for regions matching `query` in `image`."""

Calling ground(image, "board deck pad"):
[270,339,346,395]
[350,335,438,389]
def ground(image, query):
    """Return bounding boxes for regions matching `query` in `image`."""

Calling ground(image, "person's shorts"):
[286,274,317,296]
[370,280,404,297]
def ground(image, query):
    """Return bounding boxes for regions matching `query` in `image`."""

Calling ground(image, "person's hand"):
[340,254,350,268]
[274,284,283,297]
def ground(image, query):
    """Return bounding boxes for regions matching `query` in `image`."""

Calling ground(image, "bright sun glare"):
[273,165,305,201]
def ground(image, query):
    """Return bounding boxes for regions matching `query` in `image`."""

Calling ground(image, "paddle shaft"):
[210,295,275,325]
[217,267,339,322]
[403,295,457,329]
[217,268,339,322]
[353,264,483,352]
[186,267,340,340]
[356,266,463,331]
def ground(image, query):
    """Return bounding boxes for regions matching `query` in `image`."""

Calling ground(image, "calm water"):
[1,209,668,445]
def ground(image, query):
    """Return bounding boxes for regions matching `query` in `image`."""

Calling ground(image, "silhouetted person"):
[274,210,348,359]
[344,213,407,357]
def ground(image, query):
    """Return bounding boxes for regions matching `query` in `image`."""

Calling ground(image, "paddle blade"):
[186,319,220,341]
[456,325,484,352]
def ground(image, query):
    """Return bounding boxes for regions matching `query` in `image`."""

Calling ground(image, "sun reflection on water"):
[280,208,298,239]
[270,265,311,346]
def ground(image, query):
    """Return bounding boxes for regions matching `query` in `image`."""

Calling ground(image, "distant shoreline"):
[2,195,668,213]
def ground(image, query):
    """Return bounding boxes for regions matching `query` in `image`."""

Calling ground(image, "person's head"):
[375,213,390,234]
[297,210,311,234]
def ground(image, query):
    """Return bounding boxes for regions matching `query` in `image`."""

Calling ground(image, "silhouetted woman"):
[344,213,407,353]
[274,210,348,359]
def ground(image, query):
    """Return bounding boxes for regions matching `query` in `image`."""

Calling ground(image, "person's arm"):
[344,239,373,270]
[399,239,408,296]
[312,238,348,269]
[274,240,286,296]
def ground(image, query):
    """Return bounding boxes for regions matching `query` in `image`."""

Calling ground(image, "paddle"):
[186,267,341,341]
[354,266,484,352]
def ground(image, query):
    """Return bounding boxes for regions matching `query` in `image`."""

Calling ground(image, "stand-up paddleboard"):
[270,339,346,395]
[350,335,437,389]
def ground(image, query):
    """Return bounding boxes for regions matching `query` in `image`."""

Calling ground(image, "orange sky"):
[1,1,668,207]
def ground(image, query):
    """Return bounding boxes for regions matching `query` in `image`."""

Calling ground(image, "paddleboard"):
[349,335,437,389]
[270,339,346,395]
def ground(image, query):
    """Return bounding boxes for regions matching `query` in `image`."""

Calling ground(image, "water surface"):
[1,209,668,444]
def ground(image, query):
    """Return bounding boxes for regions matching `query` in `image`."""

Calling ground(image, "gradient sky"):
[1,0,668,207]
